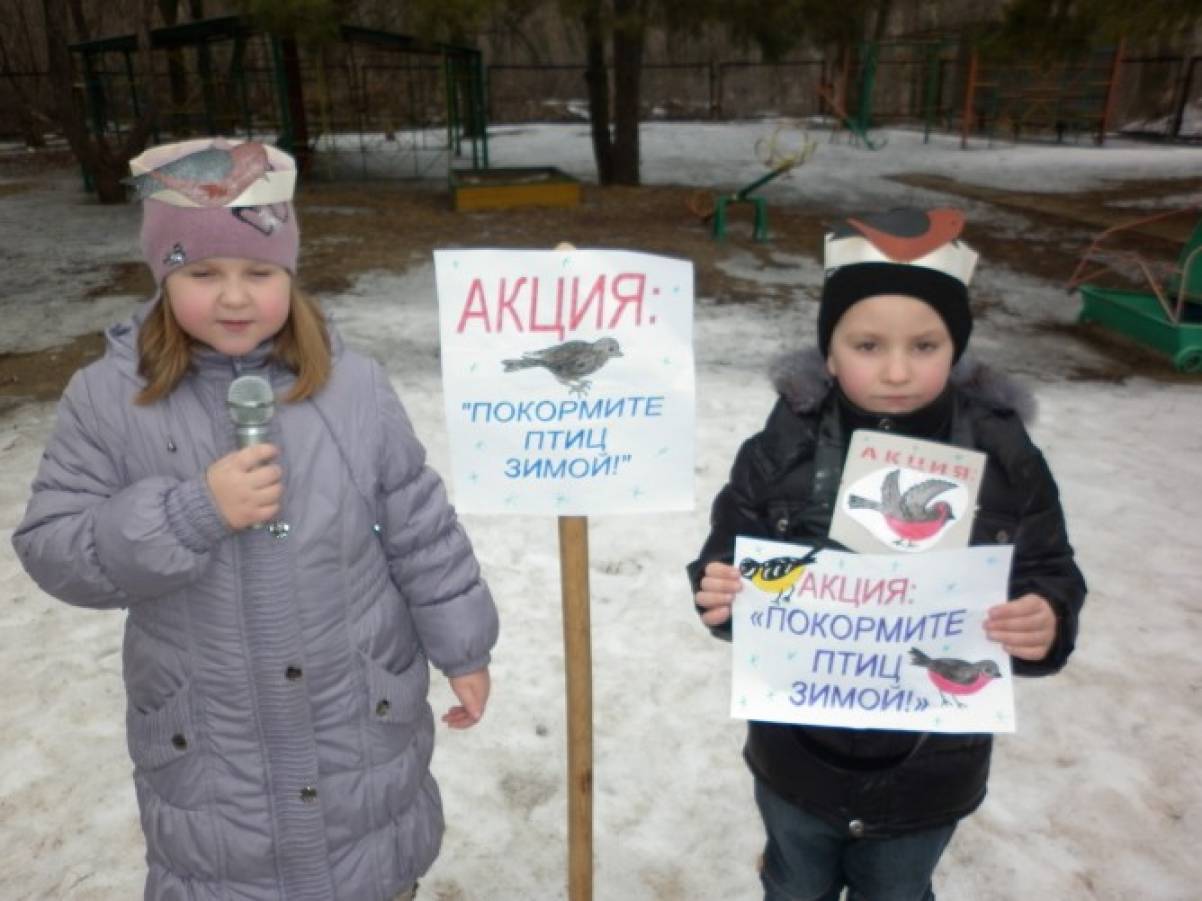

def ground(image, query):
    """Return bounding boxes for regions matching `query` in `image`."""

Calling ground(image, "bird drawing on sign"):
[909,647,1001,708]
[739,548,819,603]
[123,140,271,207]
[501,337,623,396]
[848,468,957,547]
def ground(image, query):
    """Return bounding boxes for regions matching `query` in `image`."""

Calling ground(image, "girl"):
[12,138,499,900]
[689,208,1085,901]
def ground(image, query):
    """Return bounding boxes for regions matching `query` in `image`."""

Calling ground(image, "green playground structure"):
[709,162,792,242]
[694,127,816,242]
[1067,209,1202,372]
[68,16,488,188]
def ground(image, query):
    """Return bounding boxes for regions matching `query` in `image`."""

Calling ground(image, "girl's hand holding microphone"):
[694,560,743,626]
[206,444,283,529]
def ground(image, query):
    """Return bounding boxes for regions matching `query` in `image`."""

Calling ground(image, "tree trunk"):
[19,107,49,148]
[43,0,99,178]
[93,162,130,203]
[610,0,644,186]
[157,1,192,136]
[582,0,613,185]
[872,0,894,43]
[278,35,312,174]
[43,0,159,203]
[0,0,47,148]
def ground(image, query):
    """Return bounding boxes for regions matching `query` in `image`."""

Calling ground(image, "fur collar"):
[768,348,1037,425]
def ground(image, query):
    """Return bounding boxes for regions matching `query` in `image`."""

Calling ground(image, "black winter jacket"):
[687,350,1086,838]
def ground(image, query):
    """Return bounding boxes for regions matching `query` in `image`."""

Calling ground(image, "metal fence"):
[5,18,486,184]
[64,33,469,178]
[0,71,56,142]
[485,53,973,135]
[487,60,829,122]
[1114,55,1202,141]
[8,51,1202,149]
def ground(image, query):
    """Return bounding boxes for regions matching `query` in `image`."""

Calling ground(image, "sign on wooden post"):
[435,248,695,899]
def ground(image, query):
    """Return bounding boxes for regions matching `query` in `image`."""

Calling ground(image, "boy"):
[688,208,1086,901]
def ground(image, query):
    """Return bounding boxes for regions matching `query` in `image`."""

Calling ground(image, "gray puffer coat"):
[12,303,499,900]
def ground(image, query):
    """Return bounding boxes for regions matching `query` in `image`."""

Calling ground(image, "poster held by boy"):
[831,430,986,554]
[731,536,1016,733]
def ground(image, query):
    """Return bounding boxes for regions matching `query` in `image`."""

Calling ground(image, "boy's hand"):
[205,444,283,530]
[986,593,1057,660]
[694,560,743,626]
[444,667,490,729]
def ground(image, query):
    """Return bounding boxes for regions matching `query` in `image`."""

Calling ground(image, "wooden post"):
[558,515,593,901]
[961,49,979,150]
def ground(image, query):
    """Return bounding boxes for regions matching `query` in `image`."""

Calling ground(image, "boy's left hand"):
[443,667,490,729]
[985,593,1057,661]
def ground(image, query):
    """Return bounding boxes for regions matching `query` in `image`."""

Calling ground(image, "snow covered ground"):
[2,123,1201,899]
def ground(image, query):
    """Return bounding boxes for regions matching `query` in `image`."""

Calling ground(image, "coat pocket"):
[971,511,1020,547]
[126,682,210,811]
[360,651,430,726]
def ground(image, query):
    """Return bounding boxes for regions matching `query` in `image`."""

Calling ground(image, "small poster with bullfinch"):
[731,536,1016,733]
[829,431,987,554]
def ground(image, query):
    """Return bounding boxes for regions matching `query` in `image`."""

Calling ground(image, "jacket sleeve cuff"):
[165,477,231,553]
[441,653,491,678]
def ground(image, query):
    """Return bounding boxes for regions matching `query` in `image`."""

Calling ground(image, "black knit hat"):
[818,208,978,362]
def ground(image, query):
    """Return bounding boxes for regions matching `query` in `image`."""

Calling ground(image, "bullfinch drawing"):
[848,468,957,547]
[909,647,1002,708]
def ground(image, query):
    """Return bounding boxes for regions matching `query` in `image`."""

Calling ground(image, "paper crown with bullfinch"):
[129,137,300,285]
[818,208,979,362]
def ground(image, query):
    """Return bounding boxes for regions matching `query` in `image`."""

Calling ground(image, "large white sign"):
[732,537,1016,734]
[434,249,695,515]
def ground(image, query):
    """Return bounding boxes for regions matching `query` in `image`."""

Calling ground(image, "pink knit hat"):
[129,137,300,284]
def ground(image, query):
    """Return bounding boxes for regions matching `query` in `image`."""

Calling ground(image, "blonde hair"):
[136,285,332,405]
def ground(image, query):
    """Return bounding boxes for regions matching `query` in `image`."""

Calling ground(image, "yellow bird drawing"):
[739,549,819,603]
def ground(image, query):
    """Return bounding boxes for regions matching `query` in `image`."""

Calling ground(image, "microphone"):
[226,375,277,532]
[227,375,275,449]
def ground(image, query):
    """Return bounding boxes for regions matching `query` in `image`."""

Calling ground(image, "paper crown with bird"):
[128,137,296,208]
[133,137,300,285]
[823,208,978,285]
[818,208,979,362]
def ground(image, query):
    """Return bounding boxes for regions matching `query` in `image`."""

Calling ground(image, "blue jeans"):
[755,779,956,901]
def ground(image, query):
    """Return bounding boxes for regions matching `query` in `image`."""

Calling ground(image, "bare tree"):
[42,0,161,202]
[158,0,206,136]
[581,0,614,183]
[0,0,52,147]
[609,0,645,185]
[571,0,647,185]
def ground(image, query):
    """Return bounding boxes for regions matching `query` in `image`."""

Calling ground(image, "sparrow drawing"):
[909,647,1001,708]
[124,140,271,207]
[848,468,957,547]
[502,337,622,396]
[739,548,819,603]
